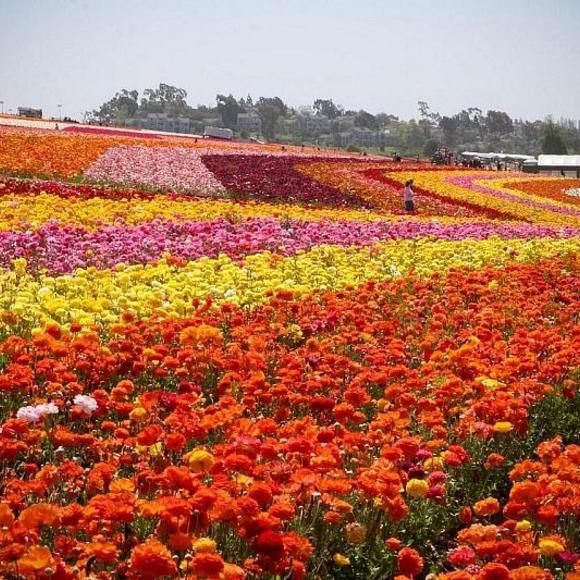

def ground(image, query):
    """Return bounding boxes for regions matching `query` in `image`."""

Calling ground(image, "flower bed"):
[0,131,579,579]
[0,258,579,578]
[200,154,373,208]
[85,146,225,194]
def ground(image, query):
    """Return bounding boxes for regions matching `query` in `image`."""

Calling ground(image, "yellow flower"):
[476,376,505,390]
[193,537,217,553]
[110,478,135,493]
[333,553,350,567]
[187,449,214,473]
[493,421,514,434]
[515,520,532,532]
[406,479,429,498]
[539,538,565,557]
[423,456,444,471]
[148,442,163,457]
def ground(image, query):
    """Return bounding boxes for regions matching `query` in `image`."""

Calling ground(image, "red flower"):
[254,530,285,560]
[397,547,424,577]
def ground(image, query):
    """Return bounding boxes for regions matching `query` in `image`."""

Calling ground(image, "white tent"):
[461,151,534,161]
[537,155,580,168]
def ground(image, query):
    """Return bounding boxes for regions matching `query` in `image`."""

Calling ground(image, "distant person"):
[403,179,415,212]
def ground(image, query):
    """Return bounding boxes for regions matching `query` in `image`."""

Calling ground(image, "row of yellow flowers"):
[480,176,580,211]
[390,171,580,226]
[0,191,494,232]
[2,236,578,333]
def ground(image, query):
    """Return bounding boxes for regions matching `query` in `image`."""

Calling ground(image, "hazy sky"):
[1,0,579,121]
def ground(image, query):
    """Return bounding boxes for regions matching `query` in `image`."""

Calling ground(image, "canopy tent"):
[537,155,580,168]
[522,155,580,174]
[460,151,535,161]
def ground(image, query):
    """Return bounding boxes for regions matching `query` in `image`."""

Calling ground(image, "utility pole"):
[58,104,62,120]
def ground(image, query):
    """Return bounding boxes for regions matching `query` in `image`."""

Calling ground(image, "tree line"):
[86,84,578,155]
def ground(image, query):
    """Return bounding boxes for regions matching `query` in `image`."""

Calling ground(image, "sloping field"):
[0,126,578,579]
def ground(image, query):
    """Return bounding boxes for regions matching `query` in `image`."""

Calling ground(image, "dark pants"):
[405,200,414,211]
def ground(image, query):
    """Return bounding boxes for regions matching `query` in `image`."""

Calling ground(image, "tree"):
[423,139,440,157]
[485,110,514,136]
[439,116,458,146]
[355,110,378,130]
[141,83,189,116]
[313,99,343,119]
[375,113,399,127]
[541,121,568,154]
[255,97,288,140]
[87,89,139,124]
[216,94,245,130]
[418,101,441,124]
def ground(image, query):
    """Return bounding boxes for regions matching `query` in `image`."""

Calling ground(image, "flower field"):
[0,126,578,580]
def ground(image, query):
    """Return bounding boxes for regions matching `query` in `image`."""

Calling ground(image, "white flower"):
[16,405,43,423]
[73,394,98,416]
[38,402,59,416]
[16,402,59,423]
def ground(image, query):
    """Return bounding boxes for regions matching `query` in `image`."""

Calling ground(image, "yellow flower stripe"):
[2,237,578,333]
[478,177,580,211]
[0,192,504,232]
[388,171,580,226]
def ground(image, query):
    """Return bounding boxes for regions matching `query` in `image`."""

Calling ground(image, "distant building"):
[236,111,262,133]
[126,113,191,134]
[285,112,331,136]
[18,107,42,118]
[321,127,387,148]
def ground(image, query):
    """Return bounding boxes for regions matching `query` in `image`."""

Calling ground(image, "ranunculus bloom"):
[129,538,177,579]
[397,547,424,577]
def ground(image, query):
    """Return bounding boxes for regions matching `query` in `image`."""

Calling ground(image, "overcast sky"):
[1,0,579,122]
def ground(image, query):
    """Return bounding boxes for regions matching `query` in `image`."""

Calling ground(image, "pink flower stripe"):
[85,146,225,193]
[2,218,577,275]
[446,174,580,217]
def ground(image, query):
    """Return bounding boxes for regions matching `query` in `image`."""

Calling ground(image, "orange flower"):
[509,481,540,504]
[190,552,225,577]
[17,545,55,576]
[18,502,60,530]
[473,497,500,517]
[0,503,14,527]
[345,522,367,545]
[476,563,510,579]
[86,541,118,564]
[509,566,554,579]
[129,538,177,579]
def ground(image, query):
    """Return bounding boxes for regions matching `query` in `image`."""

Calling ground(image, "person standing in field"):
[404,179,415,212]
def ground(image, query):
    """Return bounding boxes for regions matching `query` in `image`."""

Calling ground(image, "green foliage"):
[355,110,378,130]
[485,110,514,135]
[255,97,288,140]
[87,88,139,124]
[541,121,569,154]
[423,139,440,157]
[313,98,343,119]
[216,94,245,130]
